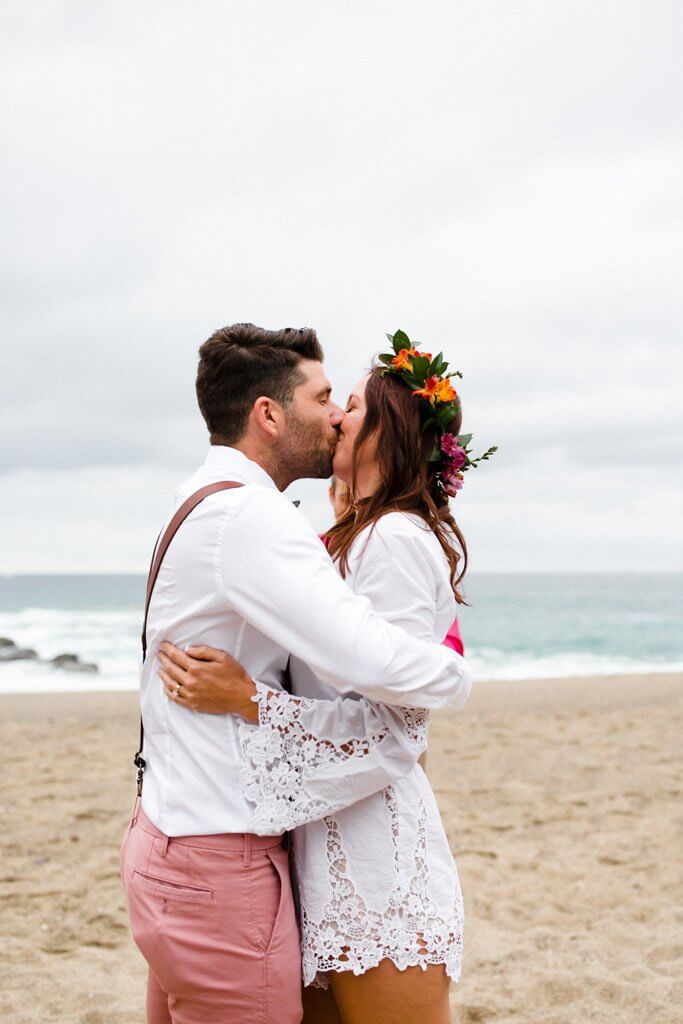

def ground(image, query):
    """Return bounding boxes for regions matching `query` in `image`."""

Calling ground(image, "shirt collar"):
[200,445,278,491]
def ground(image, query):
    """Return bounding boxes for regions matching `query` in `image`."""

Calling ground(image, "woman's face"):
[332,375,377,487]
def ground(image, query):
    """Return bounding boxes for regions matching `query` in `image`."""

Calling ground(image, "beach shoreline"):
[1,672,681,1023]
[3,664,683,698]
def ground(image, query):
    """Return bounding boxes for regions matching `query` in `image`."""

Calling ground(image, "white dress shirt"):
[140,446,471,836]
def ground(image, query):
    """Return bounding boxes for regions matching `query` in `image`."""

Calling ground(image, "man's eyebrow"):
[317,385,332,398]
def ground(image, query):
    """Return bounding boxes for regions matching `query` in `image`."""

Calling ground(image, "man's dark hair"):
[196,323,324,442]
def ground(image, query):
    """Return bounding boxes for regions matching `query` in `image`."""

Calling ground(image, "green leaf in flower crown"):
[456,433,472,447]
[428,445,442,462]
[436,406,455,427]
[392,329,411,353]
[411,355,431,379]
[378,353,395,366]
[428,352,444,375]
[464,444,498,471]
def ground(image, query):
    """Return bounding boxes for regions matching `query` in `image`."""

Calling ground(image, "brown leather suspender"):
[134,480,244,795]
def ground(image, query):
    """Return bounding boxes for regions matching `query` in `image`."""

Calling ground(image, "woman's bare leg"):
[330,960,451,1024]
[302,983,344,1024]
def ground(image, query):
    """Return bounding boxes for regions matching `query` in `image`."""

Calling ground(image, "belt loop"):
[158,834,170,858]
[243,834,252,868]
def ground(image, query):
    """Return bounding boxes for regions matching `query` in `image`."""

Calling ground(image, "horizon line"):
[2,569,683,578]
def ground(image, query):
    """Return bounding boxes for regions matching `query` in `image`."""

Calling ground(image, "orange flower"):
[392,346,417,371]
[417,351,433,362]
[414,375,457,406]
[413,376,440,404]
[435,378,457,403]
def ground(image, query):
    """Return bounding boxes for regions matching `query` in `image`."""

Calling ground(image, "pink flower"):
[441,461,464,498]
[442,476,463,498]
[440,434,467,470]
[440,433,458,455]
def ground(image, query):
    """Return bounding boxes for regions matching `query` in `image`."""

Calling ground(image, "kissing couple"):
[121,322,489,1024]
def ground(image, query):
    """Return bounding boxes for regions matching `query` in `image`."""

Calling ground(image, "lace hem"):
[300,792,464,988]
[303,931,463,989]
[238,685,428,834]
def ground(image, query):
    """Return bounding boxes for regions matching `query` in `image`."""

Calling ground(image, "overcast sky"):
[2,1,681,573]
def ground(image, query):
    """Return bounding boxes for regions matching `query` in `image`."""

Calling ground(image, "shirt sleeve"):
[217,488,472,710]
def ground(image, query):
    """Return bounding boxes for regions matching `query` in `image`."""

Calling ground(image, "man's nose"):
[329,402,344,427]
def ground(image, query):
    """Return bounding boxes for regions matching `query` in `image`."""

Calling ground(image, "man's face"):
[278,360,344,482]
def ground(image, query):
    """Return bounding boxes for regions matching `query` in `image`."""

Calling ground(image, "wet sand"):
[1,672,681,1023]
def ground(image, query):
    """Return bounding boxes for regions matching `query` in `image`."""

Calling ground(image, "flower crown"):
[379,329,497,497]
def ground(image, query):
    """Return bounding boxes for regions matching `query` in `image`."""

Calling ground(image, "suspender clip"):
[134,752,146,797]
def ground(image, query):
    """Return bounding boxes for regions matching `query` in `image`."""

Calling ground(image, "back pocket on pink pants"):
[132,869,213,902]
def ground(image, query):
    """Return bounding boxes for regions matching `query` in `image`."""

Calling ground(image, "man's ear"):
[250,396,286,441]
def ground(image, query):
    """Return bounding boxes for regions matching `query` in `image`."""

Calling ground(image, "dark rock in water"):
[0,640,98,672]
[51,654,79,666]
[0,638,35,660]
[68,661,99,674]
[50,653,99,673]
[61,661,99,674]
[0,646,38,661]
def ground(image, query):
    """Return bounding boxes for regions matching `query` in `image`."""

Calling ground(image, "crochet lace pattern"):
[239,686,428,833]
[301,789,463,988]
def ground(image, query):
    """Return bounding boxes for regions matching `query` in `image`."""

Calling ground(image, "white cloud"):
[1,1,681,570]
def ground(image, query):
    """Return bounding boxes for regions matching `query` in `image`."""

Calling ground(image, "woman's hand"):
[157,642,259,722]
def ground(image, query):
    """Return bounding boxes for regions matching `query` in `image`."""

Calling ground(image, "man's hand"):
[157,642,259,722]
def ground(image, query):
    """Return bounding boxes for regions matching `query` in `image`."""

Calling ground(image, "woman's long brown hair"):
[326,366,468,603]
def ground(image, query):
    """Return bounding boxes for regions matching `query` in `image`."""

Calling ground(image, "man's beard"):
[278,411,337,483]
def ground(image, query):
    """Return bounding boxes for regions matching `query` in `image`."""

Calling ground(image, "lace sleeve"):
[239,683,428,834]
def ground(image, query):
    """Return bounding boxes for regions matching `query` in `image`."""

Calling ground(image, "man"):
[120,323,471,1024]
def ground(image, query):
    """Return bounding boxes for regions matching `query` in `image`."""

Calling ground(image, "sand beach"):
[1,672,681,1023]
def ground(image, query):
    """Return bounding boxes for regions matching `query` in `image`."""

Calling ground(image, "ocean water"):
[0,573,681,695]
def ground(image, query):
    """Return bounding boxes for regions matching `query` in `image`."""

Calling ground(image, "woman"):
[159,334,495,1023]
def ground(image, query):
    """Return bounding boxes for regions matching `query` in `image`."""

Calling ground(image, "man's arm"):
[217,488,471,709]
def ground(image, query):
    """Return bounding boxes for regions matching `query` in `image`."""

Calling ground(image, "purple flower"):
[441,434,467,470]
[442,477,463,498]
[441,460,464,498]
[440,433,458,456]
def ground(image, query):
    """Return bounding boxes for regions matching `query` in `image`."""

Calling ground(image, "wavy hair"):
[326,365,468,602]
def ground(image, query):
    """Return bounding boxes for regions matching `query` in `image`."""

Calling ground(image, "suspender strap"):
[133,480,244,795]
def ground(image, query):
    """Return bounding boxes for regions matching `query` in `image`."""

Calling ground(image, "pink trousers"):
[120,807,303,1024]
